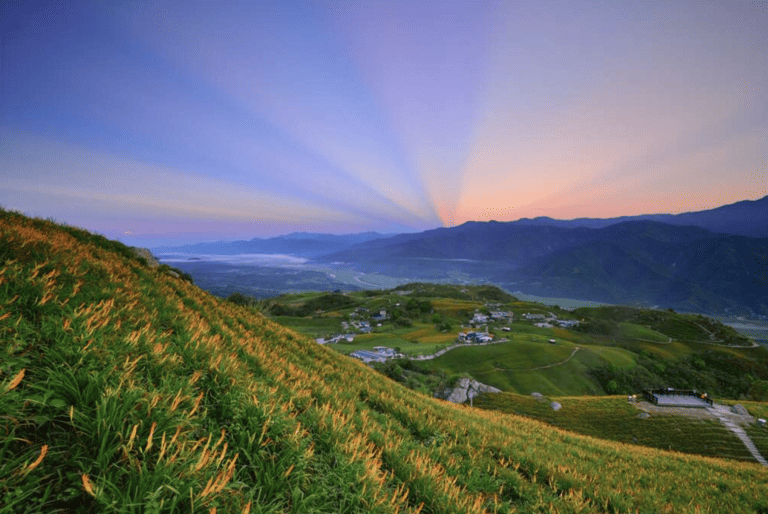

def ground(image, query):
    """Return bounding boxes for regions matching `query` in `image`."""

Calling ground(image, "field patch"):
[474,394,766,463]
[617,322,669,342]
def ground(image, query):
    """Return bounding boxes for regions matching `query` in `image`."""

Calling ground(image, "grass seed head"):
[145,421,157,453]
[21,444,48,474]
[5,368,25,392]
[82,474,96,497]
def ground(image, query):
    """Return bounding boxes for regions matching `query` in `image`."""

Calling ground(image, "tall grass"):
[2,208,767,513]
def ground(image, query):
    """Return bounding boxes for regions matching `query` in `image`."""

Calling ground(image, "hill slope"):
[1,209,767,513]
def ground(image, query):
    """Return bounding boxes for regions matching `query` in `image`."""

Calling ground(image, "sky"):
[1,0,767,247]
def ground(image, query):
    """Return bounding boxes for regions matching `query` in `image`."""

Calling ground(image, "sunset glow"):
[1,1,766,246]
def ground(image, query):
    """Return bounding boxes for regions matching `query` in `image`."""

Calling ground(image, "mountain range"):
[153,231,391,257]
[3,205,766,512]
[154,196,768,316]
[511,195,768,237]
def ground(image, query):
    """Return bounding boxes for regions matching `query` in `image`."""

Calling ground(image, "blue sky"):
[1,0,766,246]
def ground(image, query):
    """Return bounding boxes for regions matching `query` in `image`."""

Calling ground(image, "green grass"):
[419,341,594,395]
[617,322,669,342]
[718,400,768,460]
[573,305,751,346]
[266,315,342,337]
[269,289,768,400]
[5,208,766,512]
[415,338,639,396]
[474,393,765,463]
[329,325,459,356]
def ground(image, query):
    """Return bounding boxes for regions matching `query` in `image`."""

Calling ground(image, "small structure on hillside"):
[371,310,388,322]
[642,388,713,408]
[350,346,400,363]
[458,331,493,343]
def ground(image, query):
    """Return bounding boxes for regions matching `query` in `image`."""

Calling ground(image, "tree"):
[227,292,255,307]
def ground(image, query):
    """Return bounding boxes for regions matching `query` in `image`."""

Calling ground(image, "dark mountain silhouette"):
[502,222,768,315]
[325,220,768,316]
[512,195,768,237]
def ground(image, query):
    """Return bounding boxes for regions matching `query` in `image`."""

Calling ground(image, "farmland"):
[265,285,768,400]
[2,209,767,513]
[473,393,768,464]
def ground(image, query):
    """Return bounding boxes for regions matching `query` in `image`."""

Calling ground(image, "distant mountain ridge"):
[324,219,768,316]
[155,196,768,315]
[503,222,768,315]
[512,195,768,237]
[153,231,391,257]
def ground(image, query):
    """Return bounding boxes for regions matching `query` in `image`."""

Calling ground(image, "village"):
[313,304,581,364]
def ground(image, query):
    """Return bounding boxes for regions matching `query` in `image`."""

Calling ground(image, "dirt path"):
[476,346,581,374]
[409,339,508,361]
[634,401,767,466]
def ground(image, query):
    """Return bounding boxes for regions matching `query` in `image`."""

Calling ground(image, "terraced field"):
[474,393,768,464]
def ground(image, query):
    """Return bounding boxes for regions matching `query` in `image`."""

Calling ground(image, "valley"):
[3,208,768,512]
[258,284,767,398]
[256,284,768,465]
[155,197,768,318]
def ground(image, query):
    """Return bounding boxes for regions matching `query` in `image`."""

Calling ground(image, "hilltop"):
[1,208,767,513]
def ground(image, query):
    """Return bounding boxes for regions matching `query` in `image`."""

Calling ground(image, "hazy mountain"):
[152,231,390,257]
[511,195,768,237]
[502,222,768,315]
[326,220,768,315]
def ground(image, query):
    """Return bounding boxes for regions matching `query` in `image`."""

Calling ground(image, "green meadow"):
[4,209,766,513]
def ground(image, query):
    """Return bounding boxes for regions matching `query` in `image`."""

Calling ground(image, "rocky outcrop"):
[130,247,160,267]
[435,378,501,404]
[731,404,749,416]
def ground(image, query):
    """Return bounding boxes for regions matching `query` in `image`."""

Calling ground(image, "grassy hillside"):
[2,209,767,513]
[473,393,768,464]
[419,343,632,396]
[266,288,768,400]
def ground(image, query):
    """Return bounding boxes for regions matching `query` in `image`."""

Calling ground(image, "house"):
[350,346,399,363]
[350,350,388,363]
[371,310,388,322]
[351,320,373,333]
[373,346,397,357]
[327,333,356,344]
[459,332,493,344]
